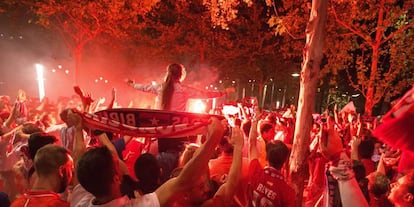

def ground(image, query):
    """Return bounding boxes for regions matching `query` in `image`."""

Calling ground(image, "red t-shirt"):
[209,154,250,206]
[247,159,295,207]
[10,191,69,207]
[122,138,144,180]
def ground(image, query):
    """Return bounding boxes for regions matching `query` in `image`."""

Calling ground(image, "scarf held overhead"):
[75,108,224,138]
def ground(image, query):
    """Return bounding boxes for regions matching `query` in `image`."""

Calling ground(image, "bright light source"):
[205,86,209,90]
[65,69,69,74]
[291,73,300,77]
[187,99,207,114]
[219,80,223,84]
[351,94,360,98]
[99,76,103,80]
[35,64,45,101]
[276,101,280,108]
[52,69,56,73]
[104,80,108,83]
[95,79,99,83]
[151,81,157,86]
[58,65,62,69]
[222,105,239,115]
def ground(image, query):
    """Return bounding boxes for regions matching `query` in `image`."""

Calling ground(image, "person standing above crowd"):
[126,63,234,112]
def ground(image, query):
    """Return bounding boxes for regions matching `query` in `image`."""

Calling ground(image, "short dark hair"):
[259,122,274,135]
[59,108,70,123]
[134,153,161,194]
[219,136,234,154]
[21,122,43,134]
[28,132,58,160]
[266,141,289,169]
[358,139,375,159]
[77,146,116,197]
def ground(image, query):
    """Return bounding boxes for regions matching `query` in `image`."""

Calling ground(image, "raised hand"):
[229,126,244,150]
[17,89,26,102]
[74,86,94,111]
[207,117,225,141]
[111,88,117,99]
[67,109,82,130]
[319,116,344,162]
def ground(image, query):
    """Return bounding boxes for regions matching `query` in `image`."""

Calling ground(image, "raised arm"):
[248,104,260,161]
[68,109,86,186]
[106,88,116,110]
[211,126,244,204]
[329,153,369,207]
[95,132,129,175]
[154,117,225,206]
[126,79,159,94]
[74,86,94,112]
[320,117,369,207]
[3,101,17,128]
[350,136,361,161]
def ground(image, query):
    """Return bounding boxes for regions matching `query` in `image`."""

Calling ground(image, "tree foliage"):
[327,0,414,115]
[23,0,159,84]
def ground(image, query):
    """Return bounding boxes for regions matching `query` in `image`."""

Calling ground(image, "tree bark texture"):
[288,0,328,206]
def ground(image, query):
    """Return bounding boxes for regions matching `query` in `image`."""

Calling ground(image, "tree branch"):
[381,22,414,44]
[271,0,302,40]
[330,2,373,46]
[345,68,364,96]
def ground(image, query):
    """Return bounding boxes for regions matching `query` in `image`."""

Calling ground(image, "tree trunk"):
[288,0,328,206]
[364,32,381,117]
[364,0,385,116]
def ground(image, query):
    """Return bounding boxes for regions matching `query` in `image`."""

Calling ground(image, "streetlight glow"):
[35,64,45,101]
[291,72,300,77]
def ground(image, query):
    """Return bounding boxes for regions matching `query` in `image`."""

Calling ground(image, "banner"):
[75,108,225,138]
[340,101,356,114]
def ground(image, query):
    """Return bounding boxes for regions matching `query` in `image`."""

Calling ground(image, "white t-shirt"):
[70,184,160,207]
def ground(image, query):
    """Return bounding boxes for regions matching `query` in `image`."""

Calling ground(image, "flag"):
[75,108,224,138]
[340,101,356,114]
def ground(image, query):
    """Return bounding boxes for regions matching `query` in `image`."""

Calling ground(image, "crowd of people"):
[0,63,413,207]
